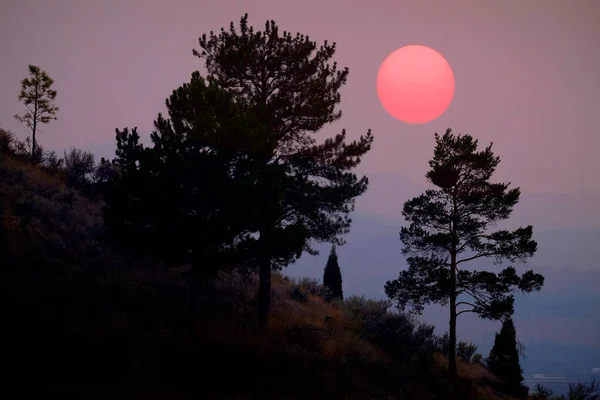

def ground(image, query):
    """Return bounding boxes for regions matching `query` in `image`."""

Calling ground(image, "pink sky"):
[2,0,599,354]
[1,0,599,201]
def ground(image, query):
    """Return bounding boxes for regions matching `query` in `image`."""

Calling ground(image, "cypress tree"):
[487,318,528,398]
[323,245,343,300]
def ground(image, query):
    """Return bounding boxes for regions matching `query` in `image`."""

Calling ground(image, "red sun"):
[376,45,455,124]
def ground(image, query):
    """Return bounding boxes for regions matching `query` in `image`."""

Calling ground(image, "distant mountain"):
[356,172,600,231]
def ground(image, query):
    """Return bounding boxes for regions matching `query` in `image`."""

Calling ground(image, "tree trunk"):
[257,230,272,331]
[31,117,37,162]
[449,257,458,377]
[449,194,458,377]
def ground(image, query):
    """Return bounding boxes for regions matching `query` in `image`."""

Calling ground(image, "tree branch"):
[456,308,476,317]
[456,252,495,265]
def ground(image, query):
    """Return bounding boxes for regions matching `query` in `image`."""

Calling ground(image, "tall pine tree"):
[384,129,544,377]
[323,245,343,300]
[487,318,528,399]
[194,14,373,329]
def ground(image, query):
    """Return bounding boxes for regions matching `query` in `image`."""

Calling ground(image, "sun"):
[376,45,455,125]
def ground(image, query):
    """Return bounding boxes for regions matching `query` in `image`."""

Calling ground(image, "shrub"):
[341,295,391,323]
[63,147,95,185]
[566,378,599,400]
[289,277,334,303]
[92,157,118,185]
[431,331,481,363]
[530,383,554,400]
[471,352,484,364]
[435,331,450,355]
[457,340,479,362]
[290,285,308,302]
[41,150,64,173]
[0,128,15,155]
[11,136,42,162]
[338,295,438,365]
[56,190,77,206]
[531,379,600,400]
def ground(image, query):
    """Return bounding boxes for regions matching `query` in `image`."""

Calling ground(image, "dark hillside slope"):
[0,153,517,399]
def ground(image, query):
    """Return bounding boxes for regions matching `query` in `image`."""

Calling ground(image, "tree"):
[103,72,265,324]
[323,245,343,300]
[14,65,59,161]
[194,14,373,329]
[40,150,64,173]
[487,318,528,398]
[384,128,544,377]
[433,332,482,363]
[0,127,15,156]
[63,147,95,185]
[91,157,117,184]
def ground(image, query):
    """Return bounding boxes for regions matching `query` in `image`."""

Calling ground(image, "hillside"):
[0,149,519,399]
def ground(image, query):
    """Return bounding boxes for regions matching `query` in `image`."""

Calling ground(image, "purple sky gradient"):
[3,1,600,355]
[1,0,599,217]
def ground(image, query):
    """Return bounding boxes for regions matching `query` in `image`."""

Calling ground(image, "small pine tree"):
[323,245,343,300]
[14,65,59,161]
[487,318,528,398]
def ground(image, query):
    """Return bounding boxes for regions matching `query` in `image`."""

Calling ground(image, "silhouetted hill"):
[1,152,522,399]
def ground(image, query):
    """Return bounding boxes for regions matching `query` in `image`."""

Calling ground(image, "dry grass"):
[196,271,390,366]
[434,353,520,400]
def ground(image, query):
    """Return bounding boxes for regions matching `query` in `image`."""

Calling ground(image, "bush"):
[565,378,599,400]
[10,136,42,162]
[0,128,15,155]
[41,150,64,173]
[289,277,334,303]
[364,312,438,366]
[63,147,95,185]
[431,331,482,363]
[530,383,554,400]
[531,379,600,400]
[92,157,118,185]
[434,331,450,355]
[290,285,308,302]
[471,352,484,364]
[457,340,479,362]
[341,295,391,322]
[338,295,438,365]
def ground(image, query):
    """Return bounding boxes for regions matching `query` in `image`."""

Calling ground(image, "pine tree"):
[14,65,59,161]
[487,318,528,398]
[384,128,544,377]
[194,14,373,329]
[323,245,343,300]
[103,72,264,323]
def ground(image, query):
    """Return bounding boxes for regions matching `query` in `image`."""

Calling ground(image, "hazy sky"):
[2,1,599,362]
[1,0,599,198]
